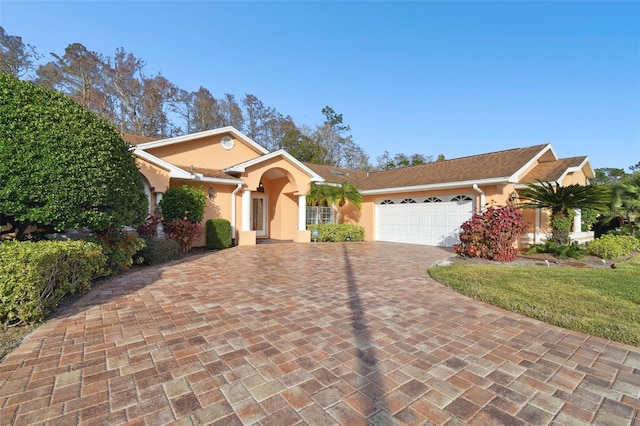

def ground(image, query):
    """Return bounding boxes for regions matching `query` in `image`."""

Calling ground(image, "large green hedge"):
[0,74,148,239]
[0,240,105,325]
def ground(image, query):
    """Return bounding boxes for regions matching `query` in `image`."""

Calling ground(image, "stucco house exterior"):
[126,127,595,248]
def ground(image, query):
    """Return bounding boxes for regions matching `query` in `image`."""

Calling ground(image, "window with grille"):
[424,197,443,203]
[306,206,333,225]
[451,195,472,202]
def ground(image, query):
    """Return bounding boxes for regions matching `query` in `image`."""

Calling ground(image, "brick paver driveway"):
[1,242,639,425]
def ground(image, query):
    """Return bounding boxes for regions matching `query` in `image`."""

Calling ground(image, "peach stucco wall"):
[136,159,171,193]
[144,134,263,171]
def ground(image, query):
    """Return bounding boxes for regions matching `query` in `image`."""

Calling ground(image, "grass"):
[428,255,640,347]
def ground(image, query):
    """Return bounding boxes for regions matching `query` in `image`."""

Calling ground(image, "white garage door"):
[375,194,474,247]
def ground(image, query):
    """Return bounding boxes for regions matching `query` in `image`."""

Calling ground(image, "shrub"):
[206,219,232,249]
[527,240,586,259]
[135,239,181,265]
[587,234,640,260]
[158,185,207,223]
[0,240,105,325]
[453,206,527,262]
[0,74,148,239]
[307,224,365,242]
[136,214,163,239]
[580,208,600,232]
[87,229,145,276]
[165,218,201,255]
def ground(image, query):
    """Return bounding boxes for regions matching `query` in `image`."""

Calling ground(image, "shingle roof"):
[176,165,237,180]
[522,156,588,183]
[306,144,555,190]
[121,134,157,145]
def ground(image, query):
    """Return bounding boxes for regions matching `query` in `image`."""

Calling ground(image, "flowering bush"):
[136,214,163,239]
[453,206,527,262]
[88,229,145,275]
[165,218,201,255]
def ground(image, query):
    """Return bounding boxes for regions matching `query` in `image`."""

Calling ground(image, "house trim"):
[225,149,325,182]
[361,177,512,195]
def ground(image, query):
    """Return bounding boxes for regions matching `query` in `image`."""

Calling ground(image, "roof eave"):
[361,177,512,195]
[133,148,193,179]
[175,175,244,185]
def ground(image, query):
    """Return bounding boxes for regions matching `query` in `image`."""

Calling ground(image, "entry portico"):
[130,127,323,246]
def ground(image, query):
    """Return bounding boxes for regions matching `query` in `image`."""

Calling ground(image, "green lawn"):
[428,256,640,347]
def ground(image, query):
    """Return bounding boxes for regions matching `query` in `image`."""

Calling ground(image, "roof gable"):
[135,126,269,155]
[225,150,324,182]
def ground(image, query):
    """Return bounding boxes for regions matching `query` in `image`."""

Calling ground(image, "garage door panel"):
[375,197,473,247]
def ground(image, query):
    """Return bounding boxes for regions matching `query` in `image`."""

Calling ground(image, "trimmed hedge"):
[206,219,232,249]
[135,239,181,265]
[0,240,105,325]
[587,234,640,260]
[307,224,365,242]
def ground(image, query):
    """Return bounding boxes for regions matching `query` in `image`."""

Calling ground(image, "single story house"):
[126,127,595,248]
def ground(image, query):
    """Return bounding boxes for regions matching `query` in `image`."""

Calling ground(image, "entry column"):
[295,194,311,243]
[238,189,256,245]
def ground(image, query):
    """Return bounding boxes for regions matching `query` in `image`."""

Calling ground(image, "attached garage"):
[375,194,474,247]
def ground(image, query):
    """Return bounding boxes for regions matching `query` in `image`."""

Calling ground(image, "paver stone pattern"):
[0,242,639,425]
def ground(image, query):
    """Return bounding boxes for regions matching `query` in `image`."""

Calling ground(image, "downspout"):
[472,184,485,212]
[231,183,242,244]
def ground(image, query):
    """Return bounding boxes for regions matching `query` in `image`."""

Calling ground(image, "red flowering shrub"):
[136,214,163,239]
[164,218,201,255]
[89,229,145,275]
[453,206,527,262]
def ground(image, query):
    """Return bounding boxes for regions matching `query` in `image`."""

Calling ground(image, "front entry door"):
[251,194,268,237]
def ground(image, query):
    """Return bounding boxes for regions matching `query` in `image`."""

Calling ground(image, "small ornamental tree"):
[157,185,207,254]
[453,206,528,262]
[158,184,207,223]
[0,74,148,239]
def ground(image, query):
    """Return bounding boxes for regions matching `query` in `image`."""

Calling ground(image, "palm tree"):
[607,173,640,235]
[307,181,363,224]
[517,180,611,245]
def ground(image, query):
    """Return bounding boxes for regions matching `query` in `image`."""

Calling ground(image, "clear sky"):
[1,1,639,171]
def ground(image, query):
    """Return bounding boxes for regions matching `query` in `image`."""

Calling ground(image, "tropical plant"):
[164,218,201,255]
[606,173,640,236]
[517,180,611,245]
[307,181,363,224]
[454,206,527,262]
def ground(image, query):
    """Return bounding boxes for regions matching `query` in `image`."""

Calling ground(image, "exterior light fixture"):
[257,182,265,193]
[208,188,215,199]
[509,191,518,203]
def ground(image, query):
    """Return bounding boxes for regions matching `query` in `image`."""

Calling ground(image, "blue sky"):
[1,1,639,171]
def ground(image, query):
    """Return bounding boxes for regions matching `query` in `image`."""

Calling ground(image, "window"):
[306,206,333,225]
[401,198,416,204]
[380,199,395,204]
[424,197,443,203]
[451,195,472,202]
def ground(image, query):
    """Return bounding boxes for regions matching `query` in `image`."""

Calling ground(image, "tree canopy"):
[0,73,148,239]
[307,181,363,224]
[0,26,437,171]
